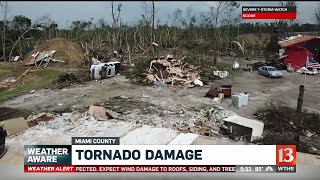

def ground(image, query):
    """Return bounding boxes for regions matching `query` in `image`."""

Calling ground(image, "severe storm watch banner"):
[23,137,297,173]
[242,6,297,20]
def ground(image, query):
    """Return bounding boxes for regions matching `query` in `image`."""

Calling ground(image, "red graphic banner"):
[242,12,296,20]
[24,165,236,173]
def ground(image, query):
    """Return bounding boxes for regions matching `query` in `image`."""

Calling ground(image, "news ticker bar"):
[24,165,296,173]
[242,6,297,20]
[24,137,297,173]
[24,145,296,165]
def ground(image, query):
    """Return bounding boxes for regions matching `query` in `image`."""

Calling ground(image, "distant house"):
[278,35,320,70]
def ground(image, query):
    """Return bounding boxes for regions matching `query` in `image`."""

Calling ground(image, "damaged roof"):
[278,35,317,48]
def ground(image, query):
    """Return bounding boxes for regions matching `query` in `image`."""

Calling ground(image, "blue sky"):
[6,1,319,28]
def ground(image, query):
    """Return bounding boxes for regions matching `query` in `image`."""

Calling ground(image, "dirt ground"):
[215,69,320,118]
[1,59,320,166]
[2,64,320,121]
[1,56,320,135]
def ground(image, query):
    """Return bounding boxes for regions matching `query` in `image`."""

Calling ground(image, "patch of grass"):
[123,57,151,79]
[0,63,27,81]
[187,104,215,113]
[187,106,202,113]
[216,63,240,76]
[0,69,60,102]
[185,53,217,68]
[101,98,155,114]
[183,41,211,55]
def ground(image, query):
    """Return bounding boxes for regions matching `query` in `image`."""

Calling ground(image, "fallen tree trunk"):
[9,28,32,59]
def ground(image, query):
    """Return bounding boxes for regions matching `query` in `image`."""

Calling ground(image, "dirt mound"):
[24,38,87,68]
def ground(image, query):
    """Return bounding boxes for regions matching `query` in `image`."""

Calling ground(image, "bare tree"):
[141,2,152,42]
[209,1,228,53]
[208,2,228,64]
[151,1,155,43]
[36,15,56,40]
[285,1,297,35]
[140,2,157,51]
[209,1,227,28]
[111,1,122,28]
[314,3,320,33]
[171,8,183,47]
[276,1,296,37]
[150,1,156,54]
[184,6,196,39]
[185,6,192,28]
[223,1,240,26]
[111,1,122,47]
[1,1,9,61]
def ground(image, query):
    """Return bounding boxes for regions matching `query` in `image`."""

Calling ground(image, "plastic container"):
[212,97,222,104]
[240,92,249,106]
[232,62,240,70]
[218,93,225,100]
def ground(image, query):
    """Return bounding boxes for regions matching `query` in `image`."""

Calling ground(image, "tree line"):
[1,1,319,61]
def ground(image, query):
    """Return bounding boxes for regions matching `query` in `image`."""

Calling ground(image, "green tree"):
[314,3,320,32]
[11,15,31,33]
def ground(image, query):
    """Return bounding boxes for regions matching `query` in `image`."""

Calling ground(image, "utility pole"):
[297,85,305,113]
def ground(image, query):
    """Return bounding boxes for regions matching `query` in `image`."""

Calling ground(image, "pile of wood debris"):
[144,56,203,88]
[26,113,56,127]
[25,50,64,69]
[24,38,87,68]
[177,120,220,137]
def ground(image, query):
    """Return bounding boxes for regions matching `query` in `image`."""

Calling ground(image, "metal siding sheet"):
[278,36,316,48]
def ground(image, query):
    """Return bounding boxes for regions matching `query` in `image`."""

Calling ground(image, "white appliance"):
[232,93,249,108]
[240,92,249,106]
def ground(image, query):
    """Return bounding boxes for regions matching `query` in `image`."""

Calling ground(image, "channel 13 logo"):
[276,145,296,165]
